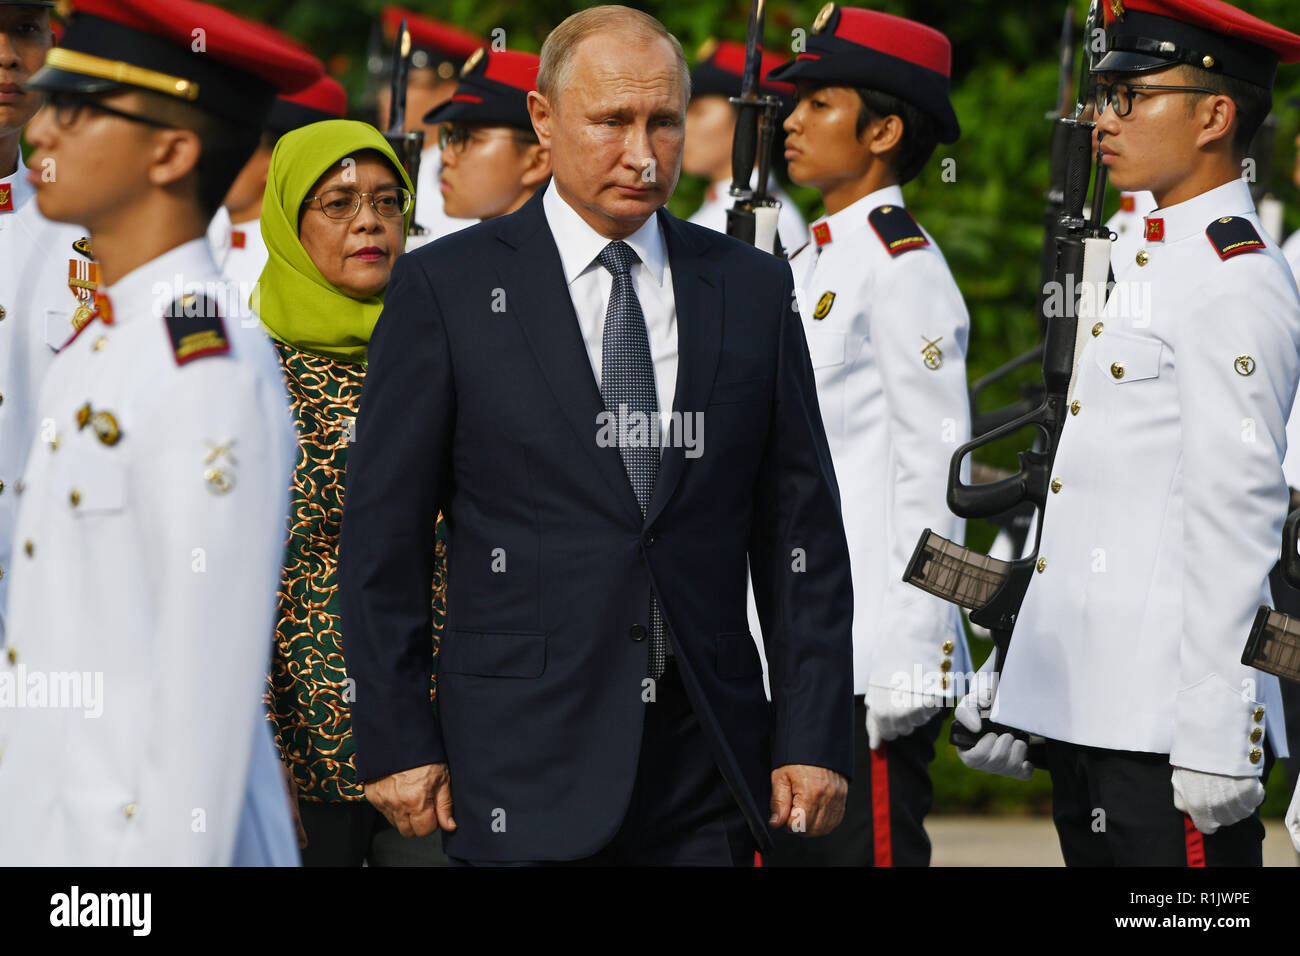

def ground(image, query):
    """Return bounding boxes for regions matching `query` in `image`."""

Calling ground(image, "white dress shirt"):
[542,183,677,435]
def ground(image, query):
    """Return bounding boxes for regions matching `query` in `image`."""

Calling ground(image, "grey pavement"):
[928,815,1298,866]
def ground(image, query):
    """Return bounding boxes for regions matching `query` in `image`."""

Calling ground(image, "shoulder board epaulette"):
[867,204,929,257]
[164,294,230,366]
[1205,216,1265,261]
[72,236,93,260]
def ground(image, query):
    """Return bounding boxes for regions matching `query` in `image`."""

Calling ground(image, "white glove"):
[951,680,1034,780]
[1286,780,1300,854]
[865,684,943,751]
[1171,767,1265,835]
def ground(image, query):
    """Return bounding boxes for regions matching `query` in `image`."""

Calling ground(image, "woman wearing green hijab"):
[257,120,448,866]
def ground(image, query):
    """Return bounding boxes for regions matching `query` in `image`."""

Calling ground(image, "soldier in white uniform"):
[960,0,1300,867]
[0,0,91,643]
[759,3,970,866]
[208,71,348,292]
[0,0,321,865]
[683,38,806,256]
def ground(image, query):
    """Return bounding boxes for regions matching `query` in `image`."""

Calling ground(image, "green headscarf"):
[253,119,414,364]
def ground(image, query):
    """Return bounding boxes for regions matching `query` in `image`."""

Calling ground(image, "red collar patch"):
[1120,194,1136,213]
[0,184,12,213]
[1144,218,1164,242]
[92,292,114,326]
[812,222,832,247]
[230,230,246,249]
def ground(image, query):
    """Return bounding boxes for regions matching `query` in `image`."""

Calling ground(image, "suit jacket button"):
[629,624,647,642]
[1250,727,1263,744]
[644,532,657,547]
[942,640,955,655]
[1253,706,1265,722]
[1248,748,1262,765]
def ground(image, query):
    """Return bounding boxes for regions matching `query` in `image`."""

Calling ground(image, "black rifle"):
[903,0,1111,758]
[725,0,785,257]
[969,5,1078,443]
[383,18,427,239]
[1242,510,1300,683]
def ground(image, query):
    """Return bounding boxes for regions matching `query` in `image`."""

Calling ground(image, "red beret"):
[691,39,795,101]
[767,4,959,143]
[267,75,348,135]
[382,6,480,80]
[424,47,538,131]
[1097,0,1300,88]
[31,0,321,124]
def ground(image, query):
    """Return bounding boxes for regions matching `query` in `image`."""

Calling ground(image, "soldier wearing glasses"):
[959,0,1300,867]
[426,47,551,223]
[0,0,319,864]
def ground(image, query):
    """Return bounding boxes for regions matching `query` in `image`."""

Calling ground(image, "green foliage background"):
[219,0,1300,818]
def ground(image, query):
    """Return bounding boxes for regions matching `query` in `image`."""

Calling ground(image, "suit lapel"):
[495,191,643,524]
[645,211,722,528]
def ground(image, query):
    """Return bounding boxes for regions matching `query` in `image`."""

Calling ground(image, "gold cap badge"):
[813,3,835,35]
[461,47,485,77]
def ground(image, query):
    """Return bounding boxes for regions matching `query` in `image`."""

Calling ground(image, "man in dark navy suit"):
[341,4,855,865]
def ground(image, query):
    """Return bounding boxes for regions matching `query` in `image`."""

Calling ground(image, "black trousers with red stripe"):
[764,696,945,866]
[1045,739,1274,866]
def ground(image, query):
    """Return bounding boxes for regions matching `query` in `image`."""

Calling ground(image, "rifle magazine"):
[904,530,1011,612]
[1241,605,1300,684]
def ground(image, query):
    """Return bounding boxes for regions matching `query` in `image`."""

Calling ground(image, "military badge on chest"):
[813,291,835,320]
[203,439,237,495]
[75,402,121,446]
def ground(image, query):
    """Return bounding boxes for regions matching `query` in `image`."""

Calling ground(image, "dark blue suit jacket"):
[341,185,854,861]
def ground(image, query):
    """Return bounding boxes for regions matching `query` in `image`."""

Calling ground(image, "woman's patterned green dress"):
[267,340,446,801]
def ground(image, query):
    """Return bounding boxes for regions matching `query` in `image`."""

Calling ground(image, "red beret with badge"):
[30,0,321,126]
[691,38,794,103]
[424,47,538,131]
[381,5,481,81]
[1095,0,1300,89]
[767,3,960,144]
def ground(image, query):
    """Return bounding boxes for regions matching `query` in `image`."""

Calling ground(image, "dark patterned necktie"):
[597,240,666,680]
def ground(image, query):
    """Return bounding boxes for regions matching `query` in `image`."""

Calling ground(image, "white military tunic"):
[750,185,972,697]
[1279,232,1300,490]
[0,158,88,644]
[0,239,299,864]
[206,205,269,294]
[995,178,1297,776]
[689,171,808,257]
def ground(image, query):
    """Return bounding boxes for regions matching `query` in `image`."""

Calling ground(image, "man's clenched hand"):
[364,763,456,838]
[769,764,847,836]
